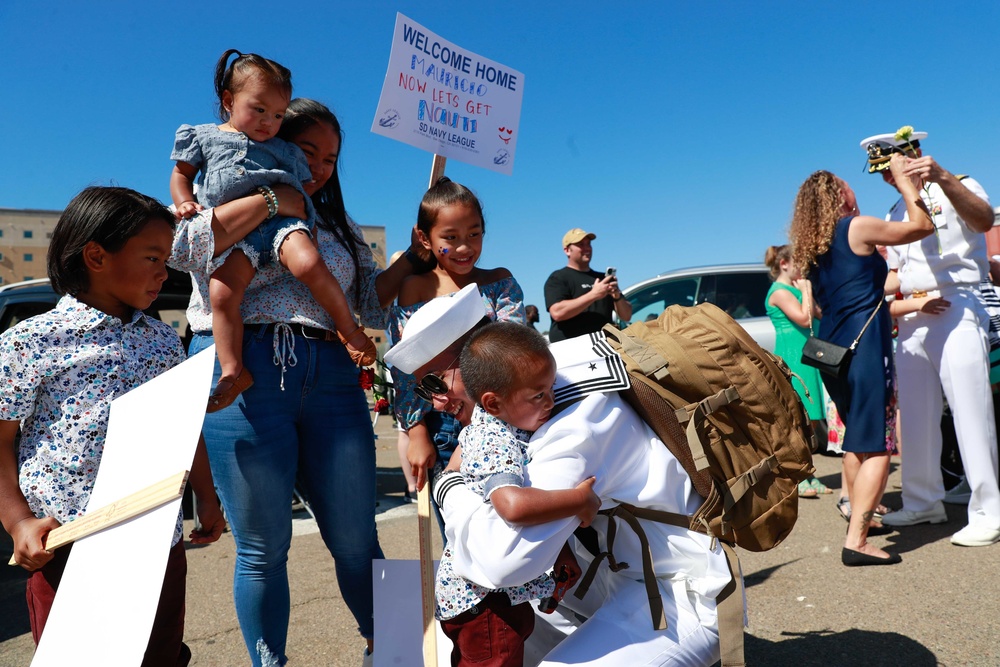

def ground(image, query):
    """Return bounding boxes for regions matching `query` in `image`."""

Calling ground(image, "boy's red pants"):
[440,591,535,667]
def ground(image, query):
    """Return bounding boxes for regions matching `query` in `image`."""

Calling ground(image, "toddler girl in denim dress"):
[170,49,376,412]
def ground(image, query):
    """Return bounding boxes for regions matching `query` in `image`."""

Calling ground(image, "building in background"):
[1,207,387,279]
[0,208,59,286]
[1,207,389,344]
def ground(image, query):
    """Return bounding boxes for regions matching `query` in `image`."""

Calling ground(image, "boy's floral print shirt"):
[435,544,554,621]
[436,406,553,620]
[0,296,186,538]
[459,405,533,501]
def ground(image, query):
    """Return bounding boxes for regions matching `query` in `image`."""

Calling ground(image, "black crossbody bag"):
[801,299,883,378]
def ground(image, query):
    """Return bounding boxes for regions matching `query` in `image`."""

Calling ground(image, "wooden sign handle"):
[414,152,448,665]
[428,154,447,189]
[8,471,189,566]
[417,483,437,666]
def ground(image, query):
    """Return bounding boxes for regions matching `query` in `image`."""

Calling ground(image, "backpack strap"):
[674,386,741,471]
[573,503,670,631]
[572,508,632,598]
[717,542,747,667]
[720,455,780,535]
[603,324,671,380]
[573,502,747,667]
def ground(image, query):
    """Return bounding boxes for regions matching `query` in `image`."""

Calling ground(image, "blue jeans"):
[191,329,383,666]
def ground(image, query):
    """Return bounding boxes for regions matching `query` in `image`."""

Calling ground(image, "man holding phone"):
[544,228,632,342]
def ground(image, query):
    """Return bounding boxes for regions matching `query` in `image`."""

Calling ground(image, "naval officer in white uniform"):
[862,128,1000,546]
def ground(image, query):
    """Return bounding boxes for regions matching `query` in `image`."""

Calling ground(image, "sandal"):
[809,478,833,494]
[207,368,254,413]
[338,325,377,367]
[836,496,851,522]
[798,479,819,498]
[837,496,888,523]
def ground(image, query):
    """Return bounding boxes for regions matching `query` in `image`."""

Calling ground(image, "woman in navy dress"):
[789,155,933,566]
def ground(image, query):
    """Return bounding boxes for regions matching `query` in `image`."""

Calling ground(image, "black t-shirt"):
[544,266,613,342]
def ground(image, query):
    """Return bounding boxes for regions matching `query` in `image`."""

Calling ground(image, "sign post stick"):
[418,153,446,667]
[417,483,437,667]
[428,154,447,189]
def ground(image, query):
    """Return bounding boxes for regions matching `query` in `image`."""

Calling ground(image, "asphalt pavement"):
[2,411,999,666]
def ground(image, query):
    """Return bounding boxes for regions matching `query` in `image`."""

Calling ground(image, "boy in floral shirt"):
[435,322,598,665]
[0,187,224,666]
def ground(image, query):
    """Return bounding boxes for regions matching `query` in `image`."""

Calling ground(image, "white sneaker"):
[951,524,1000,547]
[362,648,373,667]
[880,503,948,526]
[943,477,972,505]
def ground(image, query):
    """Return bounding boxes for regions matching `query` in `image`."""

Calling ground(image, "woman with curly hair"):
[789,154,933,566]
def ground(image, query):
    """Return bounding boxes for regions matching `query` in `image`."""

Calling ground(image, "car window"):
[713,272,771,318]
[626,277,698,324]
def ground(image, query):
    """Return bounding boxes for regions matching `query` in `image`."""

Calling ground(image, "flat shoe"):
[841,547,902,566]
[207,369,254,413]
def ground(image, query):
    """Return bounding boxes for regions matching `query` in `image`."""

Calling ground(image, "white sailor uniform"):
[439,333,734,666]
[885,177,1000,532]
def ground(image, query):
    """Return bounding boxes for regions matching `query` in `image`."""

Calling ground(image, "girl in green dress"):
[765,244,829,497]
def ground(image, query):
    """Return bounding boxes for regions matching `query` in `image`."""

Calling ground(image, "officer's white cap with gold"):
[860,126,927,174]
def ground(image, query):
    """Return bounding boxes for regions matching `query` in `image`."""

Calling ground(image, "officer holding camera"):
[544,228,632,342]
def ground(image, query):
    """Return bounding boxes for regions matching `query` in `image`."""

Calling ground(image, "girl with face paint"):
[389,177,527,494]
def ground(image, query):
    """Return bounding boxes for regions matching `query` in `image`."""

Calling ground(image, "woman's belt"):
[247,322,337,342]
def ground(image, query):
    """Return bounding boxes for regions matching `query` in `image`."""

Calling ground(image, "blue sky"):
[3,2,1000,331]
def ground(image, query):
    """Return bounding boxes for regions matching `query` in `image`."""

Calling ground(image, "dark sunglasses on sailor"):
[414,355,458,402]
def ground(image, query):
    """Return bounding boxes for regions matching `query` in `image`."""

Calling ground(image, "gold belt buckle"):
[910,290,928,299]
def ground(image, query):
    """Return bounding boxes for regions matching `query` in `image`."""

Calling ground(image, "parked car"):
[0,269,194,346]
[617,263,776,351]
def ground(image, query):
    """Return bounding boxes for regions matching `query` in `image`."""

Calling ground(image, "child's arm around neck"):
[489,476,599,527]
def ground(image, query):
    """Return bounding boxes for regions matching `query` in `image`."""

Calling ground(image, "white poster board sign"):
[371,13,525,175]
[373,559,575,667]
[373,559,451,666]
[31,346,216,666]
